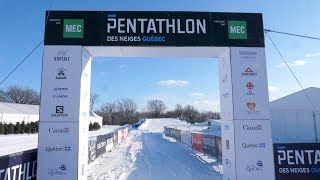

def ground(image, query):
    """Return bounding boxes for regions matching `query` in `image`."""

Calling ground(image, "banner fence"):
[0,125,132,180]
[164,126,222,161]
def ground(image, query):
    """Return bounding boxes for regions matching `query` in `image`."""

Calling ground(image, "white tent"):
[0,102,39,124]
[270,87,320,143]
[0,102,103,125]
[89,111,103,127]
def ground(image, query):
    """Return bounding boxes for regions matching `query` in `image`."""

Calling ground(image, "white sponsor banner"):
[106,138,114,152]
[181,130,192,146]
[230,47,270,120]
[38,45,83,180]
[40,45,82,122]
[234,120,275,180]
[221,121,237,180]
[219,48,234,120]
[37,123,79,180]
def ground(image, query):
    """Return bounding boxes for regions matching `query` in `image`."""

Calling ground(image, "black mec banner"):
[45,11,264,47]
[273,143,320,180]
[0,149,37,180]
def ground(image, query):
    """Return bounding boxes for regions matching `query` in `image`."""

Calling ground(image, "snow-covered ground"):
[0,118,223,180]
[89,118,223,180]
[0,125,121,156]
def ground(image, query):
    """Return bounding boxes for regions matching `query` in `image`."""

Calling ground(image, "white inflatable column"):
[219,47,275,180]
[37,45,90,180]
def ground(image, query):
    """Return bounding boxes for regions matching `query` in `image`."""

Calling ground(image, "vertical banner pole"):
[37,45,90,180]
[220,47,275,180]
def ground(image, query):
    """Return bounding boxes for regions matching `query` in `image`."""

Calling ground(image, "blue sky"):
[0,0,320,111]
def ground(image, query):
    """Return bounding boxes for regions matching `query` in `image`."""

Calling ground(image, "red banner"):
[192,133,204,152]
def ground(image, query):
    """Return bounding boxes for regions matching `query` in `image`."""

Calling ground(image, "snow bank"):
[138,118,189,132]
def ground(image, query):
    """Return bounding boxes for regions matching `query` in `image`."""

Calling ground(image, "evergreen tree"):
[0,123,3,134]
[7,123,15,134]
[30,122,38,133]
[35,121,39,133]
[3,124,8,135]
[25,123,31,134]
[93,122,101,130]
[15,122,22,134]
[21,121,25,134]
[89,123,93,131]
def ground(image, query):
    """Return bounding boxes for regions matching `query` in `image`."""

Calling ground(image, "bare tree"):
[147,99,167,118]
[96,98,138,125]
[181,104,199,123]
[116,98,138,125]
[90,93,99,111]
[96,102,116,125]
[0,86,40,105]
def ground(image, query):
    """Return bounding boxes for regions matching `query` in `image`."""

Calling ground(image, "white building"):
[0,102,39,124]
[270,87,320,143]
[0,102,103,126]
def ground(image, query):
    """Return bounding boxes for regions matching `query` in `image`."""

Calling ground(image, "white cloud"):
[268,85,280,93]
[277,60,307,68]
[190,92,206,97]
[305,52,320,58]
[193,100,220,112]
[157,80,190,88]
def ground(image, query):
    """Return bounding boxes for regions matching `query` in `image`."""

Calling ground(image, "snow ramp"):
[138,118,189,133]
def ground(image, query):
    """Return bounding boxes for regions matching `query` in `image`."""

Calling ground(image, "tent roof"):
[270,87,320,111]
[0,102,39,115]
[0,102,102,118]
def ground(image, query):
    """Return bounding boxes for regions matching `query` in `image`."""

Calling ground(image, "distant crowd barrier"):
[164,127,320,180]
[164,126,222,162]
[0,125,132,180]
[88,126,131,163]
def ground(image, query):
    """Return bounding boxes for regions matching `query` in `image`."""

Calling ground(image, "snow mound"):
[138,118,189,133]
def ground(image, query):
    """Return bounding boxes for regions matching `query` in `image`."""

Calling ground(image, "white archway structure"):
[37,11,275,180]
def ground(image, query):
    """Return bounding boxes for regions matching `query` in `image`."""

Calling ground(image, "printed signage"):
[273,143,320,180]
[45,11,264,47]
[63,19,84,38]
[228,21,247,39]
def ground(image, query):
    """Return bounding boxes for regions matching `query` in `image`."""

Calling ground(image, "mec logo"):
[228,21,247,39]
[63,19,84,38]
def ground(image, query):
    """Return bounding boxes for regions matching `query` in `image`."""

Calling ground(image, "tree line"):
[95,99,220,125]
[0,86,221,127]
[0,122,38,135]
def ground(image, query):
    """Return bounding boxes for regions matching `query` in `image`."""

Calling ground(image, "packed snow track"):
[88,119,222,180]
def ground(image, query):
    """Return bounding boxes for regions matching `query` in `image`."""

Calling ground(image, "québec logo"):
[242,142,266,149]
[246,160,263,172]
[246,82,254,95]
[241,67,257,76]
[46,146,71,152]
[48,164,67,176]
